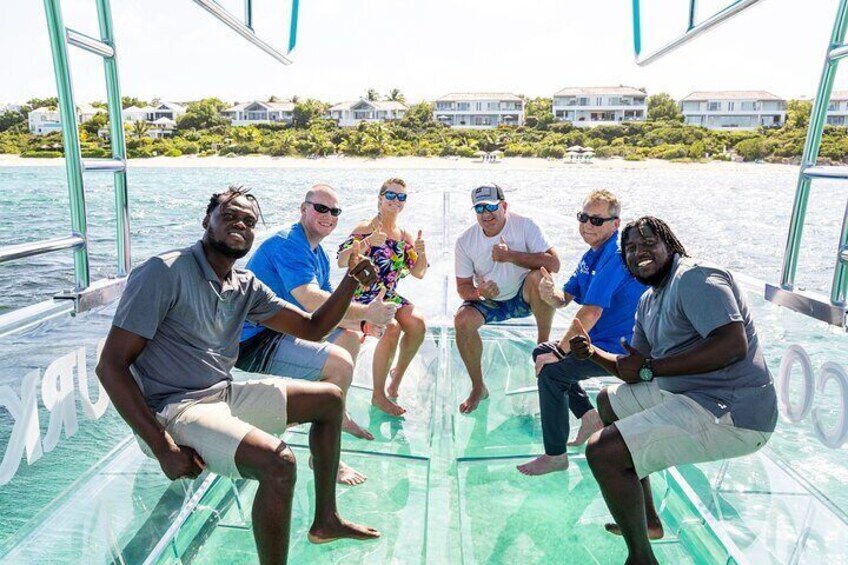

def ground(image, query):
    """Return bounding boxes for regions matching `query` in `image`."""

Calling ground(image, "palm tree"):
[386,88,405,103]
[130,120,150,141]
[366,88,379,102]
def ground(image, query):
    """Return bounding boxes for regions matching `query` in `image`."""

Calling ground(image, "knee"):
[531,341,556,361]
[323,348,354,389]
[454,309,480,335]
[335,329,361,359]
[525,269,543,289]
[405,315,426,339]
[585,432,612,472]
[597,389,616,425]
[383,320,402,341]
[257,445,297,489]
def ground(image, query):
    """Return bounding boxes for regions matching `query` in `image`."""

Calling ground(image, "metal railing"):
[40,0,132,310]
[765,0,848,327]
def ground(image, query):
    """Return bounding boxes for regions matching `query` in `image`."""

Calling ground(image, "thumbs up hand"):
[414,229,426,256]
[491,236,511,263]
[347,240,378,286]
[539,266,558,306]
[364,287,399,326]
[568,318,595,361]
[366,218,387,248]
[615,337,646,384]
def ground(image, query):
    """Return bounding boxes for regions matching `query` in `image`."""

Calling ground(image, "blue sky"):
[0,0,842,105]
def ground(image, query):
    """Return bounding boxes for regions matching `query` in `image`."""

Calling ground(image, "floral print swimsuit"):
[338,232,418,306]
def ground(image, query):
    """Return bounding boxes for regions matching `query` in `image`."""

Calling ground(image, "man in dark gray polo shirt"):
[569,216,777,565]
[96,187,380,564]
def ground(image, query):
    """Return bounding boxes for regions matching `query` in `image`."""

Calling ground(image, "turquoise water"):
[1,162,847,563]
[0,162,845,313]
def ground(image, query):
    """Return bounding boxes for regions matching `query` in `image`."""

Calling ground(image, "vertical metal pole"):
[688,0,698,31]
[244,0,253,30]
[96,0,131,277]
[780,0,848,289]
[43,0,89,291]
[832,199,848,305]
[631,0,642,58]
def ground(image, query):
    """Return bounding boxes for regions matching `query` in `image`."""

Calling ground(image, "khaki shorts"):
[607,381,770,479]
[141,378,289,479]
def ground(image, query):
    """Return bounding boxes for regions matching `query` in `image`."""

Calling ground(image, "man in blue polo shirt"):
[238,184,397,485]
[517,190,646,476]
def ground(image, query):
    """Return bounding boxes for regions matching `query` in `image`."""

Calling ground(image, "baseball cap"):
[471,184,505,206]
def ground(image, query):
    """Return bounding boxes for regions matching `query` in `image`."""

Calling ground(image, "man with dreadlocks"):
[97,186,381,564]
[570,216,777,565]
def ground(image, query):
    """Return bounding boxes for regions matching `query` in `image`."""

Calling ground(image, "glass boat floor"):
[2,190,848,564]
[3,310,848,564]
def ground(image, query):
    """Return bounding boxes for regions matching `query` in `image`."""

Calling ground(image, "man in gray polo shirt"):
[569,216,777,565]
[96,187,380,564]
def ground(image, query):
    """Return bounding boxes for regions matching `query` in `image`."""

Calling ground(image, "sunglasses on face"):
[577,212,617,226]
[382,190,408,202]
[305,201,342,217]
[474,203,501,214]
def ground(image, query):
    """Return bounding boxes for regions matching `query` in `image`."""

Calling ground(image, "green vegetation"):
[1,94,846,163]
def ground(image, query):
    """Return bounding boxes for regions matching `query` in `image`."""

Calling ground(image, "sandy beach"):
[0,153,799,174]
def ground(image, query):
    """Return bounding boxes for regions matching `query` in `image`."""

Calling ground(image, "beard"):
[630,260,673,287]
[206,233,251,259]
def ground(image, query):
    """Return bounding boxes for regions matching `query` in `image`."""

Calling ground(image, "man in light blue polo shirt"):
[518,190,646,476]
[238,185,397,484]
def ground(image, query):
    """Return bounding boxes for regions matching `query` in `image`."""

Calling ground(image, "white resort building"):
[149,101,186,121]
[826,91,848,126]
[28,105,102,135]
[121,105,155,123]
[680,91,786,129]
[434,93,524,128]
[221,100,295,126]
[328,99,407,127]
[552,86,647,126]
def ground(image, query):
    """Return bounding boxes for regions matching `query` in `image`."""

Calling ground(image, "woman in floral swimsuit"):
[338,178,428,416]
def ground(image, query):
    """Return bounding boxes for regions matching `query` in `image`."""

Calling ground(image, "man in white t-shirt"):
[454,184,560,413]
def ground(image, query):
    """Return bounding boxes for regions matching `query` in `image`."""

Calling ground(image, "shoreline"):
[0,153,800,173]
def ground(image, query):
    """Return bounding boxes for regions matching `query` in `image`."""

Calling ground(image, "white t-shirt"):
[455,211,552,301]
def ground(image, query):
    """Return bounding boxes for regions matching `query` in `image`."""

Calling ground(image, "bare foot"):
[386,368,402,398]
[605,521,665,540]
[342,412,375,440]
[372,394,406,416]
[459,386,489,414]
[567,409,604,446]
[309,457,367,486]
[308,512,381,544]
[516,454,569,476]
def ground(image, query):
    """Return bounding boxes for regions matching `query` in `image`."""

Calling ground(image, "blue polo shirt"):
[240,222,332,341]
[563,232,647,353]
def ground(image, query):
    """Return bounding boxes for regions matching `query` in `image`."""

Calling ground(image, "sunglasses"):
[474,203,501,214]
[577,212,617,226]
[305,201,342,217]
[382,190,408,202]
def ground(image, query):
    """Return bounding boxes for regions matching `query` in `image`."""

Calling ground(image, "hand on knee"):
[532,341,558,361]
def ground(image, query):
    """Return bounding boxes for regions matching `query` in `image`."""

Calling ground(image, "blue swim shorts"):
[461,278,532,324]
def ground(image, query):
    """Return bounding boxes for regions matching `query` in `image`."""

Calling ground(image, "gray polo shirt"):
[631,255,777,432]
[112,241,288,412]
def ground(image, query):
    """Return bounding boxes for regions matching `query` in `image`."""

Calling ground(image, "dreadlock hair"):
[621,216,688,260]
[205,185,265,226]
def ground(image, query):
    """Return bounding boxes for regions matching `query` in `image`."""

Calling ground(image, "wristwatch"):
[639,358,654,382]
